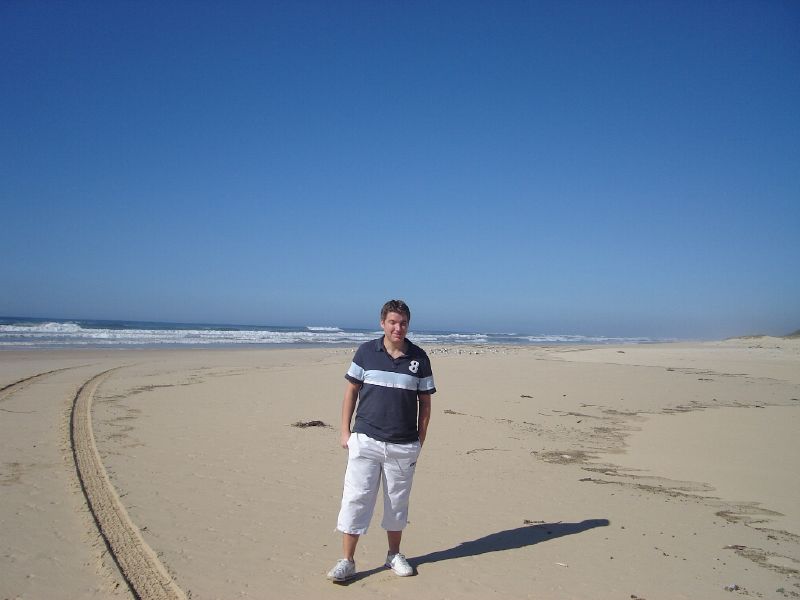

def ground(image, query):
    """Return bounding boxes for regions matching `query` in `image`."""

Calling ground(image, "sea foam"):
[0,318,667,348]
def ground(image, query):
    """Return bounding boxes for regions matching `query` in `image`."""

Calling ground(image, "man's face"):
[381,311,409,344]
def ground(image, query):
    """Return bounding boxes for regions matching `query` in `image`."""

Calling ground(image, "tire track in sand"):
[0,366,88,403]
[70,369,187,600]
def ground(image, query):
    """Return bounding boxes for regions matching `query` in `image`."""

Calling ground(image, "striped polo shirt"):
[345,337,436,443]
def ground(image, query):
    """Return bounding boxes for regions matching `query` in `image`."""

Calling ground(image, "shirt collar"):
[374,337,410,357]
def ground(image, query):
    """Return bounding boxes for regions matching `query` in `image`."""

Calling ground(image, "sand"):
[1,339,799,599]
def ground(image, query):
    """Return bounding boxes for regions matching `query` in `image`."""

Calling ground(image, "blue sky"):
[1,1,798,339]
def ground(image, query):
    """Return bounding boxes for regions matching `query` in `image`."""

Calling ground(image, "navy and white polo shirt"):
[345,337,436,443]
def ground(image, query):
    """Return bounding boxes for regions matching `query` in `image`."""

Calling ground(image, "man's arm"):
[417,393,432,446]
[340,380,360,449]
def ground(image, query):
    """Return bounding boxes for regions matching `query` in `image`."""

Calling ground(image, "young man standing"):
[327,299,435,582]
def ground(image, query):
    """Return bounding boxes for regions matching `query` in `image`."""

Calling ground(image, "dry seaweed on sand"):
[291,420,330,428]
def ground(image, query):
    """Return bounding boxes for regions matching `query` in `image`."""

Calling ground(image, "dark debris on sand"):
[291,420,330,428]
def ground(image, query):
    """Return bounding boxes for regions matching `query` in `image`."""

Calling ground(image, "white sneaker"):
[385,552,413,576]
[327,558,356,581]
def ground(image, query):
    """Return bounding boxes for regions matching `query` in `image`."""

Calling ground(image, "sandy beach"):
[1,339,799,599]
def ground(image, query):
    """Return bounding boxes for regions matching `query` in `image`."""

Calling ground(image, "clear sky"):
[1,1,798,339]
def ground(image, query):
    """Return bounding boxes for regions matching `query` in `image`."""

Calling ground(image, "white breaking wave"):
[0,320,666,348]
[407,332,489,344]
[0,323,373,346]
[523,334,657,343]
[1,321,82,334]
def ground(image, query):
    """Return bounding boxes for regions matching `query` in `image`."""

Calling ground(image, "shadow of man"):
[410,519,610,568]
[333,519,610,583]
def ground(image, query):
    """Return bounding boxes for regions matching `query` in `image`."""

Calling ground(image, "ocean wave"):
[1,321,82,334]
[522,334,660,344]
[0,322,373,346]
[409,332,489,344]
[0,319,667,348]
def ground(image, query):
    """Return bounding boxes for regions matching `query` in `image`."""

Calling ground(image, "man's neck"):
[383,336,407,358]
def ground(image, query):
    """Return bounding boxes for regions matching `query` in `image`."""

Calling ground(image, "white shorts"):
[336,432,422,535]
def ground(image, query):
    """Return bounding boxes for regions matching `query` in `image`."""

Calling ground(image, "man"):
[327,299,435,582]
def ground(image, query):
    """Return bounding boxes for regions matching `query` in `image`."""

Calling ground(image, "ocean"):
[0,317,666,349]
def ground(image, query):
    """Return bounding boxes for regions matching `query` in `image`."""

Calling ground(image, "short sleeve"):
[344,344,366,384]
[417,353,436,394]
